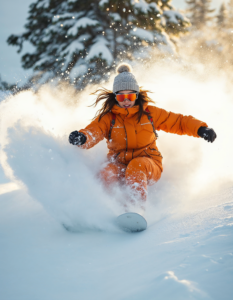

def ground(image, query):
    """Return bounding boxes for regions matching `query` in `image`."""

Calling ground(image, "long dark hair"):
[90,87,155,122]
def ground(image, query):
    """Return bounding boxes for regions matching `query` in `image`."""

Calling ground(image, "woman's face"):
[116,90,137,108]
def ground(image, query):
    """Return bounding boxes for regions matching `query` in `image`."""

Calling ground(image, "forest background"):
[0,0,232,92]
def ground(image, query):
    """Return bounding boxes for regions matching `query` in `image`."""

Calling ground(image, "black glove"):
[198,127,217,143]
[69,130,87,145]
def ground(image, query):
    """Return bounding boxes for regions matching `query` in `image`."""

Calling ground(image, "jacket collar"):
[111,103,148,118]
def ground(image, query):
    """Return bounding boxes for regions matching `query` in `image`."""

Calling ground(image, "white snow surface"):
[0,63,233,299]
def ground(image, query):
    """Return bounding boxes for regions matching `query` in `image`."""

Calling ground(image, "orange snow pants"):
[99,157,162,202]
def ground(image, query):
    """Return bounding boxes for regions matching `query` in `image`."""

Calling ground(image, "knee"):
[126,158,147,174]
[126,157,162,183]
[125,158,148,183]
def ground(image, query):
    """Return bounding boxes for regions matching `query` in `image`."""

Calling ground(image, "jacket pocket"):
[136,123,154,134]
[141,123,154,132]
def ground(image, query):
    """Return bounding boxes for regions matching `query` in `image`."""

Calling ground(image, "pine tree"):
[227,0,233,28]
[7,0,191,89]
[215,0,233,69]
[186,0,200,28]
[186,0,215,29]
[216,3,228,28]
[0,75,16,91]
[198,0,215,27]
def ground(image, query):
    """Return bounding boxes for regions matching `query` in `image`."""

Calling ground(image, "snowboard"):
[117,212,147,232]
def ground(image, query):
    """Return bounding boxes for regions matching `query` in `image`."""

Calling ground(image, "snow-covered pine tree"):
[8,0,190,89]
[186,0,215,29]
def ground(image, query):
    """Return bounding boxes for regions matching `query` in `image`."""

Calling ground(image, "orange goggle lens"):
[115,93,138,102]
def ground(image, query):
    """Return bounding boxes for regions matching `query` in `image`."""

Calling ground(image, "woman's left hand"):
[198,127,217,143]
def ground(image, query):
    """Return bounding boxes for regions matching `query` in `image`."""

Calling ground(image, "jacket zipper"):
[123,124,128,151]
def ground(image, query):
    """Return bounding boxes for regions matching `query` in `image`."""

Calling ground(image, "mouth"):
[123,104,131,108]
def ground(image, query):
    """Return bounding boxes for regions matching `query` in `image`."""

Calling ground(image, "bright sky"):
[0,0,223,84]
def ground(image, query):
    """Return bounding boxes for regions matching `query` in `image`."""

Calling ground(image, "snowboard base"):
[117,212,147,232]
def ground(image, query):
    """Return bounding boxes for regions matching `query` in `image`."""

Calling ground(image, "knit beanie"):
[113,63,139,93]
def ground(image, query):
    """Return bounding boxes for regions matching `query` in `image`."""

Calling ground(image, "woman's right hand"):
[69,131,87,145]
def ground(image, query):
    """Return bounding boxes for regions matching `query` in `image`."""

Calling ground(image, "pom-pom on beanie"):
[113,63,139,93]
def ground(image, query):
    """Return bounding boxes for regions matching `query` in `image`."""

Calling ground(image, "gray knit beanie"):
[113,63,139,93]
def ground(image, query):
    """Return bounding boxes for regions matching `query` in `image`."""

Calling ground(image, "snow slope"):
[0,63,233,299]
[1,184,232,300]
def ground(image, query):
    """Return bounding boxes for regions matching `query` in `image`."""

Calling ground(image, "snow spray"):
[0,62,233,231]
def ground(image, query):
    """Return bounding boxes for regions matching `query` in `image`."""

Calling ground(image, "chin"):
[122,104,133,108]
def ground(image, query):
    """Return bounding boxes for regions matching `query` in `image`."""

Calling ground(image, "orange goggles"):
[115,92,138,102]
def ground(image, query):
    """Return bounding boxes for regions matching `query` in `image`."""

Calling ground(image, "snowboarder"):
[69,63,217,207]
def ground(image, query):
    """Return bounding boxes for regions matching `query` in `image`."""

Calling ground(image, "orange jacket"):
[79,104,208,171]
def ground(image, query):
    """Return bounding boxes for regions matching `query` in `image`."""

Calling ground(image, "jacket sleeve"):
[150,106,208,137]
[78,114,111,149]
